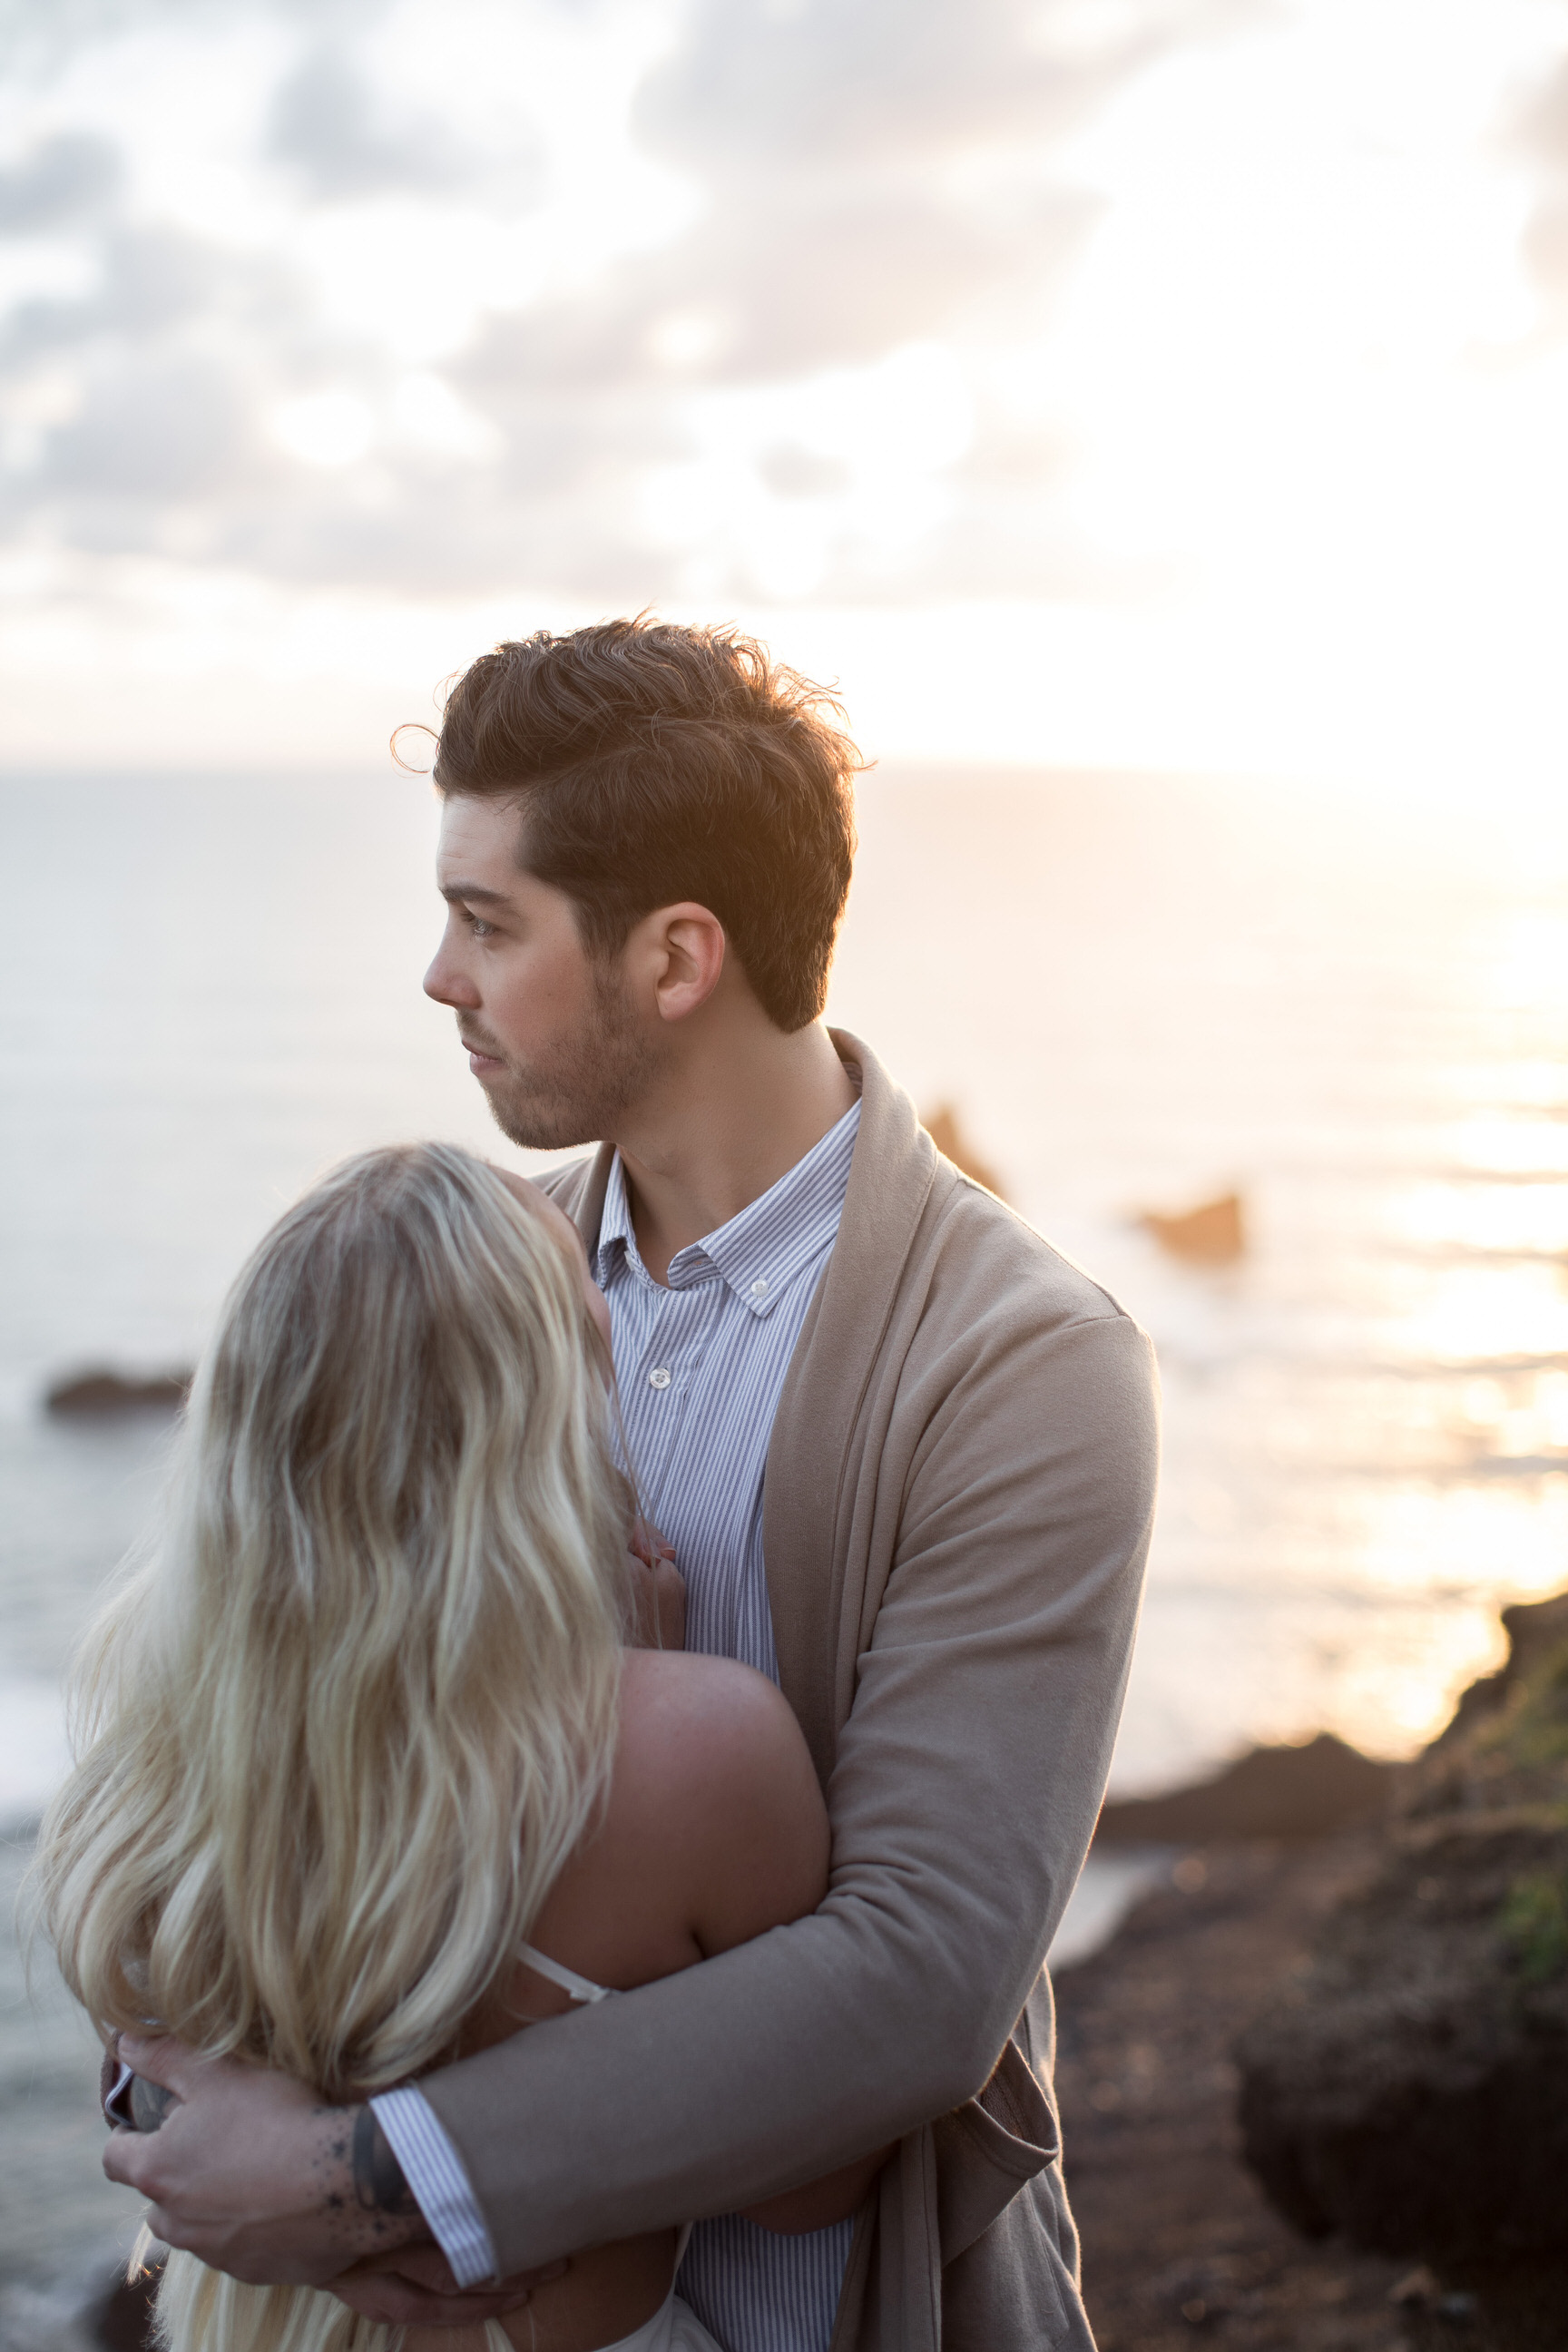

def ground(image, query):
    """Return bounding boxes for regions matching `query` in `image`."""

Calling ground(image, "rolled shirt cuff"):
[368,2085,499,2288]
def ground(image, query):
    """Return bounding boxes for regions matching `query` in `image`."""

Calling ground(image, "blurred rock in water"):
[1237,1590,1568,2345]
[84,2267,156,2352]
[921,1105,1005,1200]
[1096,1733,1393,1847]
[43,1369,190,1418]
[1139,1189,1245,1264]
[0,2259,157,2352]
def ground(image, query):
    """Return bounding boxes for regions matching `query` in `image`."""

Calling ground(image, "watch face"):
[128,2073,173,2132]
[102,2059,172,2133]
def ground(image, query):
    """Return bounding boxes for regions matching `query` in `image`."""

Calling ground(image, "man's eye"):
[467,915,495,939]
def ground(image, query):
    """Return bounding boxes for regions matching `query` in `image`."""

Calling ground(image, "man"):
[106,619,1159,2351]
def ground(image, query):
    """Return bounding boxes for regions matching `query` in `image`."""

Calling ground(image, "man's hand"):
[627,1526,685,1651]
[327,2243,569,2328]
[102,2034,428,2284]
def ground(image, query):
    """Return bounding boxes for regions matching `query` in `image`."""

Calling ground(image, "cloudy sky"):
[2,0,1567,780]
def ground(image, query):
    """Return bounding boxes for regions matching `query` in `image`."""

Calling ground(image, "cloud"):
[460,178,1090,401]
[635,0,1184,176]
[0,221,227,366]
[0,0,395,74]
[0,0,1260,607]
[757,444,851,499]
[33,354,253,518]
[596,0,1250,383]
[267,42,478,200]
[0,132,123,229]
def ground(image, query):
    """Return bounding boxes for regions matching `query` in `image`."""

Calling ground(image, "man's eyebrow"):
[439,881,514,906]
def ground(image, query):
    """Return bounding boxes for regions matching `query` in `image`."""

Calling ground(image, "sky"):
[2,0,1567,783]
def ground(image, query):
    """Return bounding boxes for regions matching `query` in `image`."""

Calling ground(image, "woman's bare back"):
[404,1647,880,2352]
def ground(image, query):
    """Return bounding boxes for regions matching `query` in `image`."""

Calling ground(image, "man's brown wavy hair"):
[429,618,861,1034]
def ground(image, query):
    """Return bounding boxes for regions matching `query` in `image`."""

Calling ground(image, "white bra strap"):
[516,1942,616,2005]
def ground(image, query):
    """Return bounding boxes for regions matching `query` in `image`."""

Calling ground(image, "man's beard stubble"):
[477,964,661,1152]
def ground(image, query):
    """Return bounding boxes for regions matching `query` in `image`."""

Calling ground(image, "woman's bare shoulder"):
[616,1650,806,1789]
[612,1651,828,1954]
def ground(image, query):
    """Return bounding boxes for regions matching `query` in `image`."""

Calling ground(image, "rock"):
[1238,1821,1568,2258]
[1096,1733,1393,1847]
[1412,1589,1568,1787]
[44,1369,190,1418]
[1054,1838,1412,2347]
[1140,1191,1245,1264]
[83,2269,156,2352]
[922,1105,1004,1200]
[1235,1592,1568,2340]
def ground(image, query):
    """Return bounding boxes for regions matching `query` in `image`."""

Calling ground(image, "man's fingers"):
[333,2248,567,2298]
[103,2126,161,2192]
[101,2137,194,2258]
[328,2277,547,2327]
[375,2244,462,2293]
[654,1558,686,1651]
[327,2250,570,2325]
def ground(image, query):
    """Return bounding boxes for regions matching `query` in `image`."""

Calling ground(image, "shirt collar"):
[593,1099,860,1316]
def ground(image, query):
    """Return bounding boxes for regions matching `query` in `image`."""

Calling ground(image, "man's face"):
[424,794,657,1150]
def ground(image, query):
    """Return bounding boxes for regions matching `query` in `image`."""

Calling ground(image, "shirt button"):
[750,1279,769,1298]
[648,1367,671,1390]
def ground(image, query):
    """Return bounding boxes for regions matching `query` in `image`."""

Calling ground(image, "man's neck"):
[614,1019,856,1286]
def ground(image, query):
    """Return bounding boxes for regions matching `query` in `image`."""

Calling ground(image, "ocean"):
[5,763,1568,2285]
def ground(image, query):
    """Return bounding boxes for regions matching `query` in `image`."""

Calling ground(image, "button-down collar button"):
[750,1279,769,1298]
[648,1367,671,1390]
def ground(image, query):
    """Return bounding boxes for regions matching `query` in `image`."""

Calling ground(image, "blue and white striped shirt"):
[598,1103,860,2352]
[377,1099,862,2352]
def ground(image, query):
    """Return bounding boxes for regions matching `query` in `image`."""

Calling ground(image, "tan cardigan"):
[422,1034,1160,2349]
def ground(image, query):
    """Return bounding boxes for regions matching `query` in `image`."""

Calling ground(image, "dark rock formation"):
[1139,1190,1245,1264]
[1056,1837,1410,2347]
[86,2265,158,2352]
[44,1367,190,1417]
[1097,1733,1393,1847]
[1236,1592,1568,2340]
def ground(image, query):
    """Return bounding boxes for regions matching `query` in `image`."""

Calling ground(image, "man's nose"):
[424,940,479,1008]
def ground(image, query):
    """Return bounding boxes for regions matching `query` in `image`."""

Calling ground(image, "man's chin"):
[485,1084,602,1154]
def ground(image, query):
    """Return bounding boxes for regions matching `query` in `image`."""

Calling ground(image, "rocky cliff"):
[1236,1592,1568,2345]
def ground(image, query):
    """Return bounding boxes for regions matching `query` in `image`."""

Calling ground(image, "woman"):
[34,1143,882,2352]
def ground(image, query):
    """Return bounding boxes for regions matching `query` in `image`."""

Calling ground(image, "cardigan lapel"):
[762,1030,940,1779]
[559,1141,614,1254]
[545,1047,940,1780]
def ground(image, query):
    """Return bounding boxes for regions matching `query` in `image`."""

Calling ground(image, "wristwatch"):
[102,2051,170,2132]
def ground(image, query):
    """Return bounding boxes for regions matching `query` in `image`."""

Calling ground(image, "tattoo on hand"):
[352,2108,416,2216]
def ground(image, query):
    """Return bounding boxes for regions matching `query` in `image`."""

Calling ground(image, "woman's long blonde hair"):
[34,1143,630,2351]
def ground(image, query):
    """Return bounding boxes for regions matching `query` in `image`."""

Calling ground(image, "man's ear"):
[637,903,728,1024]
